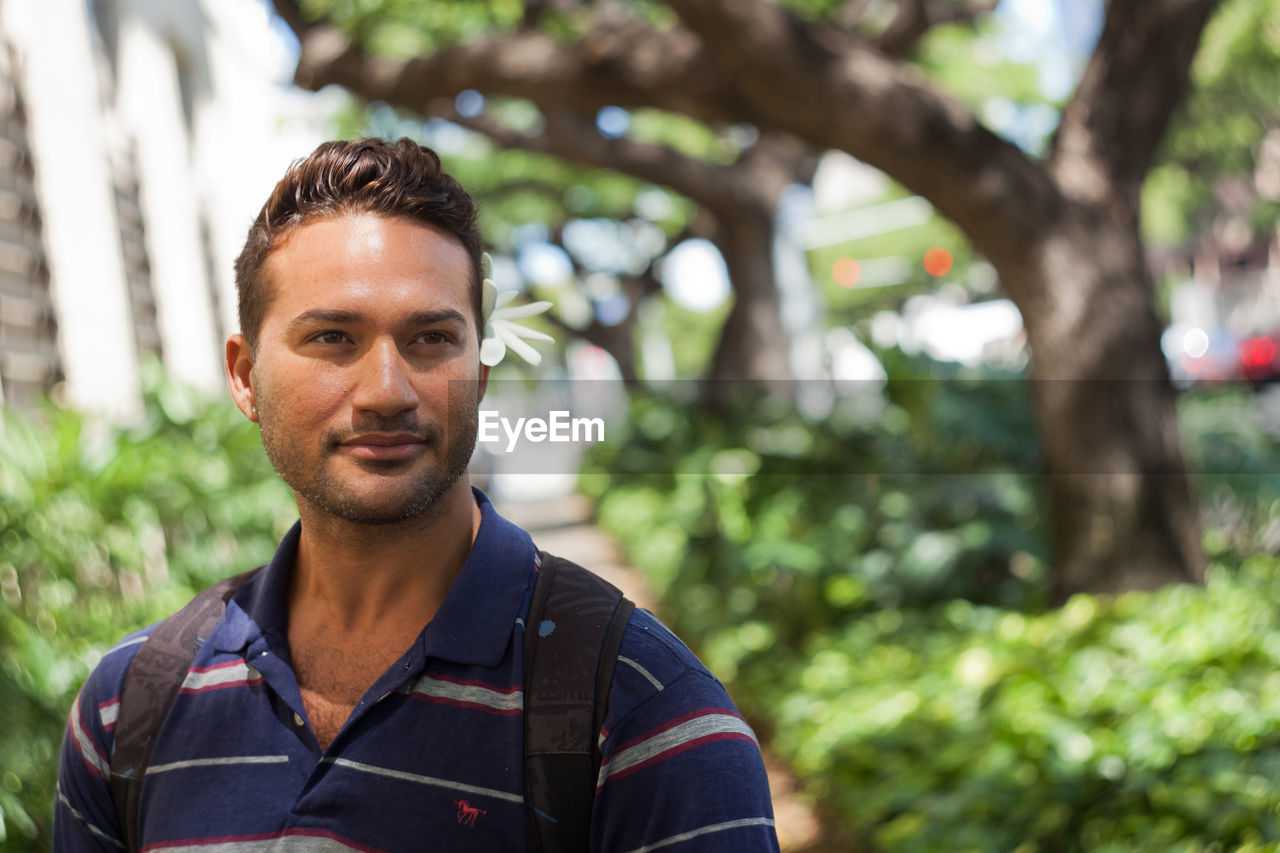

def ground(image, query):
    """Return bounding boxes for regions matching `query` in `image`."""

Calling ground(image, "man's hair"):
[234,137,484,351]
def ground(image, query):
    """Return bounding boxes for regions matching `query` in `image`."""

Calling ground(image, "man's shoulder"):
[592,601,777,850]
[70,621,161,748]
[616,607,712,690]
[604,605,742,729]
[88,624,159,686]
[75,566,255,733]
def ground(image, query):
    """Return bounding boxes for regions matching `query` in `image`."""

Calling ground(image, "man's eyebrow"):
[287,308,469,333]
[287,309,362,332]
[404,309,468,327]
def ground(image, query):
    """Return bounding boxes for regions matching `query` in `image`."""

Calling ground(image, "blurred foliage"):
[658,296,731,378]
[624,109,759,165]
[299,0,526,55]
[586,365,1280,850]
[582,352,1049,645]
[1181,388,1280,562]
[0,359,293,848]
[916,16,1045,116]
[812,187,992,323]
[1145,0,1280,246]
[753,557,1280,851]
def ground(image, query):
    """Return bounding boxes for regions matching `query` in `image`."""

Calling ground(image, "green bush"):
[583,365,1049,644]
[0,361,293,848]
[742,561,1280,851]
[586,375,1280,851]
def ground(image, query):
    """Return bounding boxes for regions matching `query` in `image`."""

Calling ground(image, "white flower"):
[479,255,554,367]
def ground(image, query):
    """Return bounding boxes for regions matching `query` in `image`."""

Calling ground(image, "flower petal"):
[480,336,506,367]
[503,324,554,343]
[492,300,553,322]
[494,321,543,366]
[482,278,498,318]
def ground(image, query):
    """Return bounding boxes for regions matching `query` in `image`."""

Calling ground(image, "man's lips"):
[339,433,428,461]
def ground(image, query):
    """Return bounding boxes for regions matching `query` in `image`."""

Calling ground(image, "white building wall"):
[2,0,141,417]
[0,0,331,414]
[117,9,223,391]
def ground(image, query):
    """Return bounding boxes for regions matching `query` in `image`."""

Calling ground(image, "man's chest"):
[289,637,407,750]
[142,654,528,851]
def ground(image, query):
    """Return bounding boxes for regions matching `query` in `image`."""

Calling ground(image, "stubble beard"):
[256,393,480,527]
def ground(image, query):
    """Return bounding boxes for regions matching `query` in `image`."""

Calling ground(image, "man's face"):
[235,212,488,525]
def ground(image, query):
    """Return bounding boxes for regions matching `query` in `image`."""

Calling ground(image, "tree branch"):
[273,0,755,126]
[1051,0,1219,207]
[474,178,568,206]
[661,0,1056,273]
[442,106,746,213]
[274,0,1053,274]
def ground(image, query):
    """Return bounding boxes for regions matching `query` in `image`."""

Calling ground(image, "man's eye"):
[415,331,450,345]
[314,331,349,345]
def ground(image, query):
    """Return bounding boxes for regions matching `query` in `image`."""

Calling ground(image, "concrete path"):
[498,493,826,852]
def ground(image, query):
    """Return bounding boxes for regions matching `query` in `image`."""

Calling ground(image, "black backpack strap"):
[523,552,635,853]
[109,568,259,852]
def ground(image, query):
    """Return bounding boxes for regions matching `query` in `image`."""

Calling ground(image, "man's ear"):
[477,363,491,403]
[225,334,258,422]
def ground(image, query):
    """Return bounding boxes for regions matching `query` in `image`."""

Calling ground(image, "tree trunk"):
[1012,209,1204,601]
[656,0,1215,598]
[578,322,640,382]
[706,211,793,399]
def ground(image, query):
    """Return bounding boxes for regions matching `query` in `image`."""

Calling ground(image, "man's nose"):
[353,339,418,415]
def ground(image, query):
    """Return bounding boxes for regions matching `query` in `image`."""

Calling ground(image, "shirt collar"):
[212,488,536,670]
[420,488,536,667]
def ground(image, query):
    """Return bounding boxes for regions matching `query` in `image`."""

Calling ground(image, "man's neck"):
[287,480,482,636]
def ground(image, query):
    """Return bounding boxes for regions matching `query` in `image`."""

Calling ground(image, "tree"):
[272,0,1217,600]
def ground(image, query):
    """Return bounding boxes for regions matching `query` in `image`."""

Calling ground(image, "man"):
[55,138,779,851]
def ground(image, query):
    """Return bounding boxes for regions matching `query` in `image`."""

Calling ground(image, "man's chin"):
[297,473,466,526]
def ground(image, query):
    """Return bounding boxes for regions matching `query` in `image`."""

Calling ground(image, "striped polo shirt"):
[56,490,779,852]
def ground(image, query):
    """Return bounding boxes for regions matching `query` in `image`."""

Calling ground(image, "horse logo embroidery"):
[454,799,486,827]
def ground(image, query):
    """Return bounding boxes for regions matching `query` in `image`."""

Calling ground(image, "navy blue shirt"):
[56,491,779,851]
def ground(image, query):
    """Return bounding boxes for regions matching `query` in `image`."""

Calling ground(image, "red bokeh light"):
[923,247,953,277]
[1242,336,1278,368]
[833,257,862,288]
